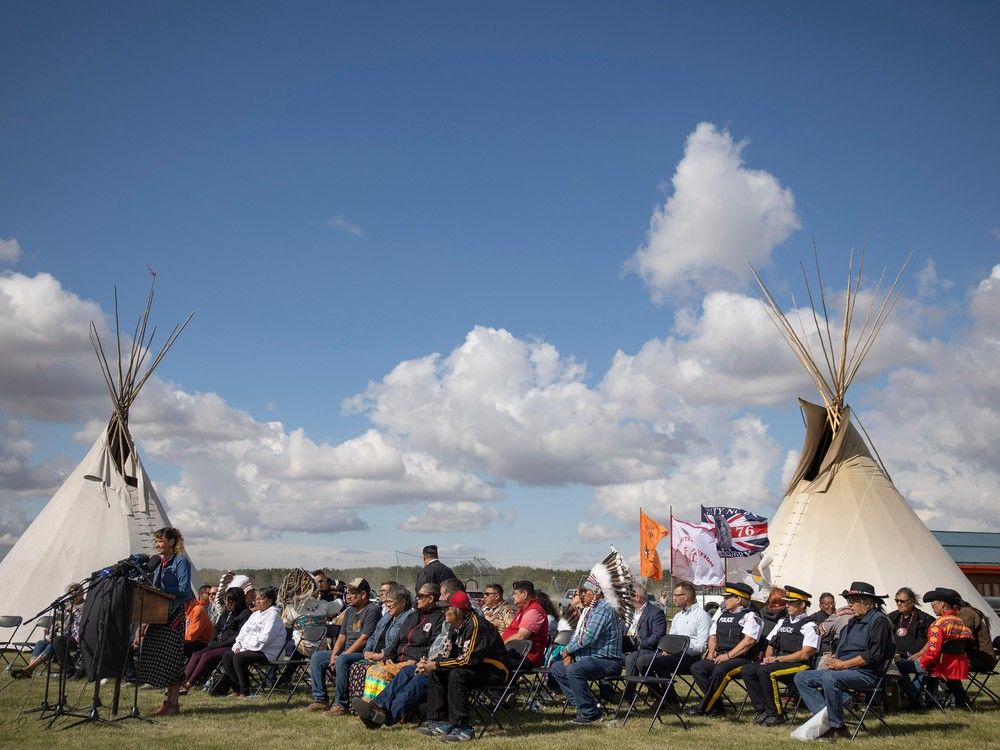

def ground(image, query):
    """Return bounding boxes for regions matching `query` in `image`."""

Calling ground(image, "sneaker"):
[762,714,786,726]
[441,726,476,742]
[10,669,30,679]
[570,713,603,725]
[417,721,454,736]
[306,702,329,712]
[325,704,349,716]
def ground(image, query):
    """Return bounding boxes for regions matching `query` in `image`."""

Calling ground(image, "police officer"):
[741,585,820,725]
[686,582,762,716]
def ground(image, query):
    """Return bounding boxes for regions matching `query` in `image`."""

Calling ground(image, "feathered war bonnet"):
[585,546,636,622]
[278,568,319,608]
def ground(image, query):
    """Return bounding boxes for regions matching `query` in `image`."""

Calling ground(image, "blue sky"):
[1,2,998,570]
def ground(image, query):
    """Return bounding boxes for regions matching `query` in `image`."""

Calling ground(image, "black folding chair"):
[472,639,532,737]
[843,661,893,740]
[523,630,572,710]
[616,634,689,732]
[267,625,327,699]
[966,669,1000,708]
[0,615,29,670]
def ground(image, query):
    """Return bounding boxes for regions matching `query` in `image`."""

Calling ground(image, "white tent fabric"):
[761,400,1000,633]
[0,433,201,622]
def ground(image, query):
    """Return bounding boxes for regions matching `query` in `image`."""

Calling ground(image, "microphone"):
[91,553,158,579]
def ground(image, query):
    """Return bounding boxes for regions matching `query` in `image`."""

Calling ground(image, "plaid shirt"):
[566,598,623,660]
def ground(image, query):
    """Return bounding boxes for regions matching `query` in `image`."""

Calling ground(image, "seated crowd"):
[9,542,999,744]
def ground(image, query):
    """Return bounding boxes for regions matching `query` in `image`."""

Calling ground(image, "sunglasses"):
[895,598,912,604]
[417,593,434,599]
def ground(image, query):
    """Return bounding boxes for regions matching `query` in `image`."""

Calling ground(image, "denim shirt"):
[565,598,624,662]
[152,554,193,615]
[370,608,413,653]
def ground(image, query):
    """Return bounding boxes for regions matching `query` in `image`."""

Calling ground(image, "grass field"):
[1,672,997,750]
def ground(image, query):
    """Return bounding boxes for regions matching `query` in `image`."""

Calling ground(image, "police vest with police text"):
[716,607,750,652]
[773,615,809,656]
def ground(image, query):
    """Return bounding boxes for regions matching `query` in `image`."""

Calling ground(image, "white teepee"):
[0,280,200,621]
[754,252,1000,633]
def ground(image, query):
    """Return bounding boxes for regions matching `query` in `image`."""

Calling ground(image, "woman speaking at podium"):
[140,526,193,716]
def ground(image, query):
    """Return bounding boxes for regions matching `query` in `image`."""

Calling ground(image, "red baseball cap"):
[448,591,472,611]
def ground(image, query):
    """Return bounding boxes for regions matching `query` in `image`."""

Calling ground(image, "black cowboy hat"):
[922,587,962,607]
[840,581,888,599]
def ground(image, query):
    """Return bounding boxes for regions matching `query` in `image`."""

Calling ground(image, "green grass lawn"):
[1,672,996,750]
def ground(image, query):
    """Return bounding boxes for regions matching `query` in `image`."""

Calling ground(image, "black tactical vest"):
[716,607,748,651]
[773,616,809,656]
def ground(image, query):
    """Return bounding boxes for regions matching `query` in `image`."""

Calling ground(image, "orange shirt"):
[184,599,214,644]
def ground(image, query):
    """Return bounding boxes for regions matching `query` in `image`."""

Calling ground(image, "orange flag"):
[639,508,670,581]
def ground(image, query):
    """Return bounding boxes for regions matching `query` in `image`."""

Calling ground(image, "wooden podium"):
[130,584,173,625]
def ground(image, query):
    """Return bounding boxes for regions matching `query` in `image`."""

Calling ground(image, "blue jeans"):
[309,649,364,706]
[895,657,924,703]
[794,668,880,729]
[373,664,429,725]
[549,655,623,720]
[32,639,51,659]
[310,650,333,702]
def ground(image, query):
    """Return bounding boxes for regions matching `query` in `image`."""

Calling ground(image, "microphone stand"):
[113,566,158,724]
[57,569,137,730]
[16,575,95,721]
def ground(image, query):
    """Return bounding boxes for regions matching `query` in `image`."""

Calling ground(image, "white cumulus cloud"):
[0,272,107,421]
[347,325,682,486]
[628,122,799,300]
[0,239,21,263]
[865,264,1000,530]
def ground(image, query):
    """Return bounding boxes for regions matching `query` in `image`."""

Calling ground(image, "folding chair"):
[735,651,814,722]
[472,639,532,738]
[843,661,893,740]
[1,615,29,670]
[523,630,573,710]
[966,669,1000,708]
[616,634,689,732]
[267,625,327,699]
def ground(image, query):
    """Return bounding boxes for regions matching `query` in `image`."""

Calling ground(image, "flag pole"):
[669,506,673,576]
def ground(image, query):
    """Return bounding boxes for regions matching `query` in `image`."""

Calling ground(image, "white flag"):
[670,518,725,586]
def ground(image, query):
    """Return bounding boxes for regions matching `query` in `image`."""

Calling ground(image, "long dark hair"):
[225,587,248,614]
[535,591,559,619]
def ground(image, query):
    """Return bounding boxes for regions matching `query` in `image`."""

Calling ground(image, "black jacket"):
[207,608,251,649]
[436,610,508,675]
[414,559,457,592]
[392,608,445,662]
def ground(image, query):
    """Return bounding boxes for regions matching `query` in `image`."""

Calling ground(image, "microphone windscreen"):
[143,554,162,573]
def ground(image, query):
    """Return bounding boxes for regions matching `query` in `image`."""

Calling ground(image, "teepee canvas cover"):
[760,399,1000,633]
[753,253,1000,633]
[0,281,200,621]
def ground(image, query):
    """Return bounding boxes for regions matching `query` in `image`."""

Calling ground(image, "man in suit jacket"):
[624,582,666,680]
[414,545,457,594]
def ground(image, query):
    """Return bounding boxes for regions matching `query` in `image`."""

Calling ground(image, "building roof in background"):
[932,531,1000,567]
